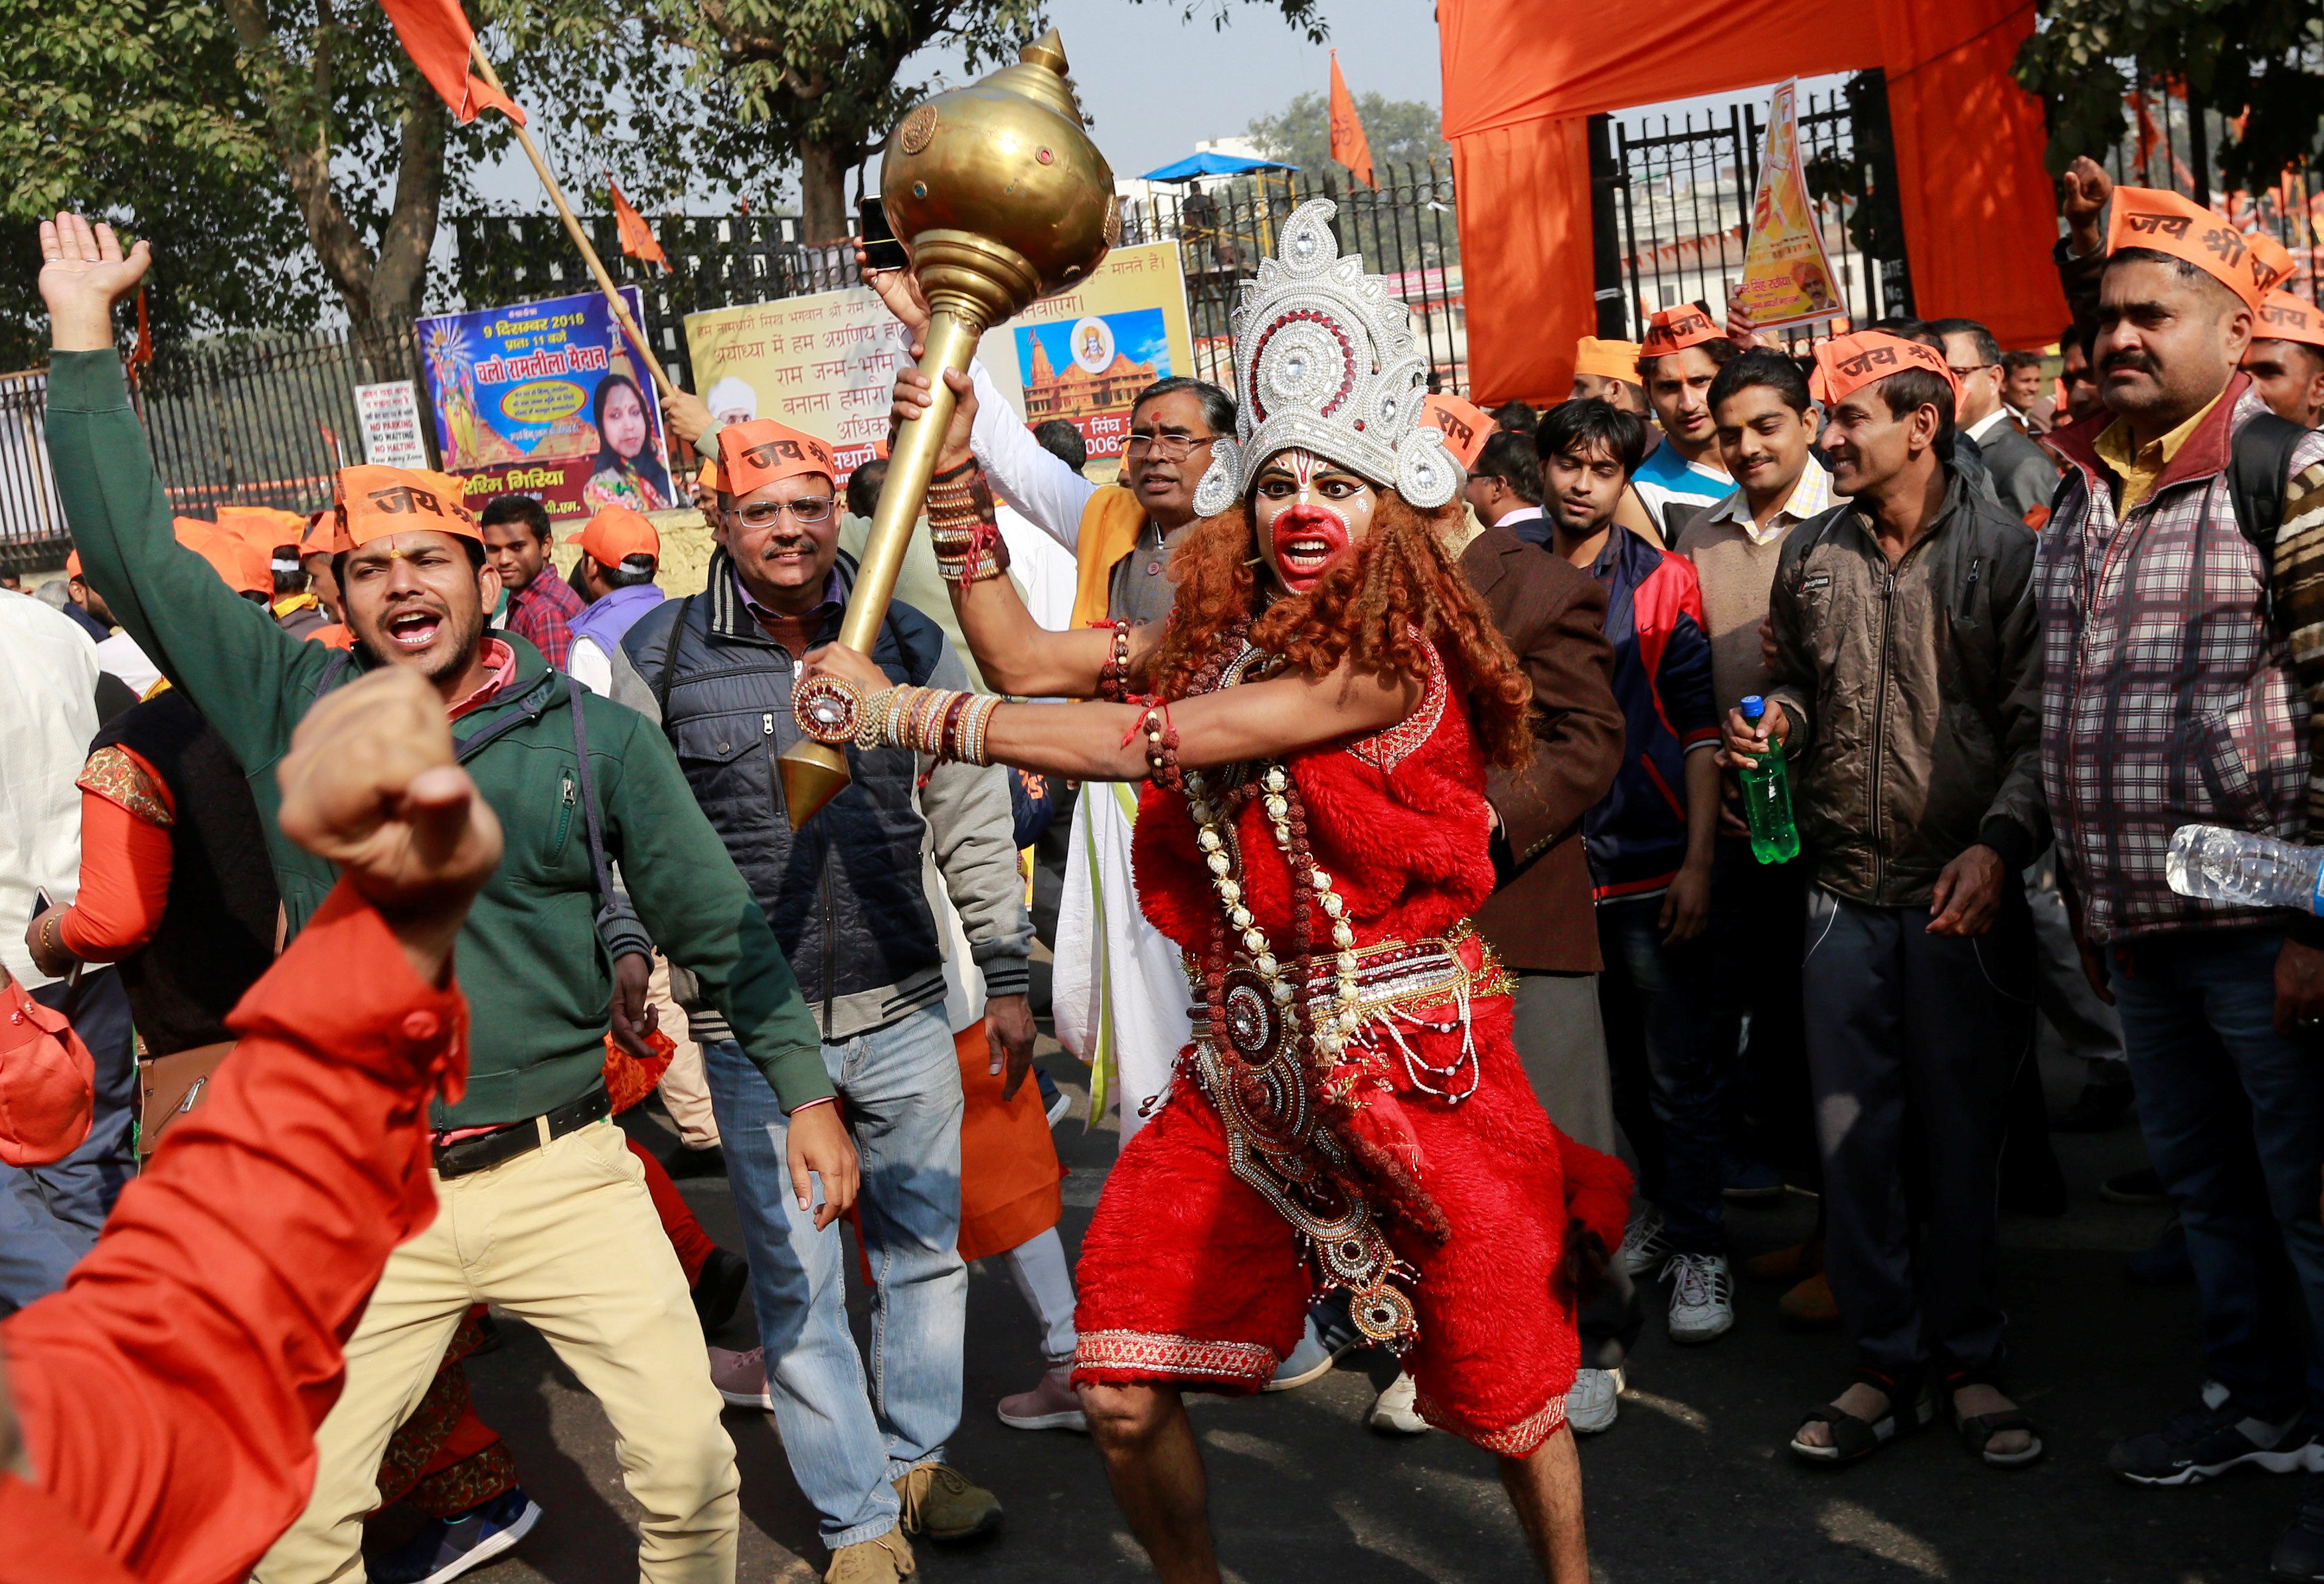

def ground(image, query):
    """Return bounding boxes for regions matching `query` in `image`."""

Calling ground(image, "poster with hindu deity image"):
[416,286,675,521]
[1733,79,1845,332]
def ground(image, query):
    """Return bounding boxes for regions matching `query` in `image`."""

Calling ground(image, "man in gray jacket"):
[1933,317,2060,525]
[611,417,1034,1584]
[1724,331,2047,1470]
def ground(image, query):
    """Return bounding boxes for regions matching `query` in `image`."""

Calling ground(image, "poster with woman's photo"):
[415,286,675,520]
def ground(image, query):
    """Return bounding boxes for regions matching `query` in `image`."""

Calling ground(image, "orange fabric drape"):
[1437,0,2065,400]
[954,1019,1064,1262]
[1876,1,2069,349]
[1450,117,1596,408]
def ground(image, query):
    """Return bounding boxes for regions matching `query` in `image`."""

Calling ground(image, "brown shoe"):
[1778,1270,1838,1328]
[892,1460,1002,1541]
[825,1529,915,1583]
[1744,1237,1823,1284]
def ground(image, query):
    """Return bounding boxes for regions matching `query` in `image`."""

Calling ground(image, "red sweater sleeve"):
[0,881,469,1584]
[56,788,175,962]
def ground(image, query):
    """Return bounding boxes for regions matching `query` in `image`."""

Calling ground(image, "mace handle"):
[777,309,986,829]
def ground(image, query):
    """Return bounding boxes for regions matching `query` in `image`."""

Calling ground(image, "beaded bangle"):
[938,691,972,757]
[1095,620,1135,702]
[855,686,899,749]
[959,693,1003,766]
[1127,697,1183,791]
[793,674,865,746]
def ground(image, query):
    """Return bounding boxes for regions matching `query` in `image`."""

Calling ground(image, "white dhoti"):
[1052,780,1191,1146]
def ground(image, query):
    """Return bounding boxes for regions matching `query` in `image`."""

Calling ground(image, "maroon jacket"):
[1462,523,1625,972]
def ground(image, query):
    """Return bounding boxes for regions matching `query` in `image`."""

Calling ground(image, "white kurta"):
[1052,779,1192,1145]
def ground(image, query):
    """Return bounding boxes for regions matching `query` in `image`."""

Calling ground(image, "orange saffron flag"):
[376,0,525,125]
[1329,52,1375,189]
[125,287,154,385]
[608,177,670,272]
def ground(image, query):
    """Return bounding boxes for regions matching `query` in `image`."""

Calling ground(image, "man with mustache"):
[39,209,859,1584]
[1726,329,2047,1472]
[2032,180,2324,1581]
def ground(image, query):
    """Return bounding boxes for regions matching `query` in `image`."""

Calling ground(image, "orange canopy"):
[1438,0,2066,404]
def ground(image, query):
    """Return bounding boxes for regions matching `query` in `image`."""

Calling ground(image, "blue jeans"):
[0,968,136,1314]
[705,1005,966,1549]
[1597,894,1724,1254]
[2109,927,2324,1425]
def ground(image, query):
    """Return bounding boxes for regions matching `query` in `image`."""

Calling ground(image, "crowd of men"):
[5,142,2324,1584]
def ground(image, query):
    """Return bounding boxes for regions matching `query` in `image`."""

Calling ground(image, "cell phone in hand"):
[858,197,908,273]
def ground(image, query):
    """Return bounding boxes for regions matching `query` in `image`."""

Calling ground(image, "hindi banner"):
[415,286,675,520]
[1733,80,1844,332]
[683,242,1198,487]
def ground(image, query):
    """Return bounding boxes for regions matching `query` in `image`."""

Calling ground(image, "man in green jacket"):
[39,211,858,1584]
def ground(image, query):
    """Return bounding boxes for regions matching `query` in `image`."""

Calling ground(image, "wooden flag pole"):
[467,40,677,402]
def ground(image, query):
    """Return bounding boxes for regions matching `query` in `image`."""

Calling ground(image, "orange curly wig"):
[1143,490,1535,768]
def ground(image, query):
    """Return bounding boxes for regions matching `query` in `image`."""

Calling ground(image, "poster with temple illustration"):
[415,286,674,520]
[681,242,1197,489]
[1733,79,1844,331]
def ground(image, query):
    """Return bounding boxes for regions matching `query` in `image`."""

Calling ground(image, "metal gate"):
[1592,72,1910,345]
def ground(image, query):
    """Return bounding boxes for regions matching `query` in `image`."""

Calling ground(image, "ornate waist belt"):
[1181,923,1507,1352]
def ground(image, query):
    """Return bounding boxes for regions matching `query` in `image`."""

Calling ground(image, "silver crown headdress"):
[1190,199,1459,518]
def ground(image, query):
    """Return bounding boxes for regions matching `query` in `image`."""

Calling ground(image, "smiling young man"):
[2034,183,2324,1581]
[38,211,857,1584]
[1627,306,1740,537]
[1675,349,1831,1211]
[1537,398,1731,1350]
[611,416,1035,1584]
[1726,329,2046,1474]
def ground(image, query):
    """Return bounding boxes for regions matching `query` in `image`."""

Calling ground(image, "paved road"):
[377,1044,2297,1584]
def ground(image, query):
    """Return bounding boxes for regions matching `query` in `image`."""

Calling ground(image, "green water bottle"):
[1736,695,1800,865]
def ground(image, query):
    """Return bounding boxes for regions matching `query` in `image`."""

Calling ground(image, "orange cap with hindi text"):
[1811,331,1961,408]
[2107,187,2297,311]
[564,503,661,567]
[2258,290,2324,350]
[333,466,481,549]
[1574,336,1646,383]
[213,504,309,553]
[720,420,836,496]
[1420,393,1497,468]
[1639,306,1722,362]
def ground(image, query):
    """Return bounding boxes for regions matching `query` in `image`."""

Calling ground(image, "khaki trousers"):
[652,954,720,1150]
[254,1119,738,1583]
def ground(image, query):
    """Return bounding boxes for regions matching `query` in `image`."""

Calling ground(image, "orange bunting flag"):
[608,177,670,272]
[125,287,154,385]
[1328,52,1375,190]
[376,0,525,126]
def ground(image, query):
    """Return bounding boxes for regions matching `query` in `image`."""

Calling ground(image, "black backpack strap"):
[651,594,697,725]
[2230,411,2307,556]
[566,677,651,962]
[308,648,352,704]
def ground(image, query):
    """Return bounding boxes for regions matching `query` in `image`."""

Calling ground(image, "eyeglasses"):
[734,497,834,528]
[1125,433,1219,461]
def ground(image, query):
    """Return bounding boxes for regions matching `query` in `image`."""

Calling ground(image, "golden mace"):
[778,30,1116,828]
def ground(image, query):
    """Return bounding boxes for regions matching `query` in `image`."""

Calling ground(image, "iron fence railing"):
[1118,162,1465,391]
[135,325,428,519]
[0,371,66,572]
[1604,75,1908,346]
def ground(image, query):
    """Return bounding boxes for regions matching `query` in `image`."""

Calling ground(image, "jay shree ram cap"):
[1809,331,1961,408]
[718,420,837,496]
[1639,306,1723,362]
[2106,186,2296,311]
[330,466,482,550]
[1573,336,1646,383]
[563,503,661,567]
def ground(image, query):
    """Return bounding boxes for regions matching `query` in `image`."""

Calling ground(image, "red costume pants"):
[1071,998,1626,1456]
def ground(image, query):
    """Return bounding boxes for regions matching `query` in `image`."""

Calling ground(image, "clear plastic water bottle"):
[2165,824,2324,913]
[1736,695,1801,865]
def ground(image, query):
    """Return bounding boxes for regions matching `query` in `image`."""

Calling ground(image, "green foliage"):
[2015,0,2324,190]
[1246,89,1449,178]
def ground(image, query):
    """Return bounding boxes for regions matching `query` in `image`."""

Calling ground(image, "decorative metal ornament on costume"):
[1190,199,1461,517]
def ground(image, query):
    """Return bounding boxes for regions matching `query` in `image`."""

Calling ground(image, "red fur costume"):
[1071,648,1632,1454]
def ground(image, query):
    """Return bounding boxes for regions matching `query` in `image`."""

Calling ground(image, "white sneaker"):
[710,1345,774,1410]
[1663,1251,1734,1344]
[1566,1366,1623,1435]
[1620,1203,1670,1276]
[1369,1370,1431,1435]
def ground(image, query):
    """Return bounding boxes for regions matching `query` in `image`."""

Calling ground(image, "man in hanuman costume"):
[801,202,1629,1581]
